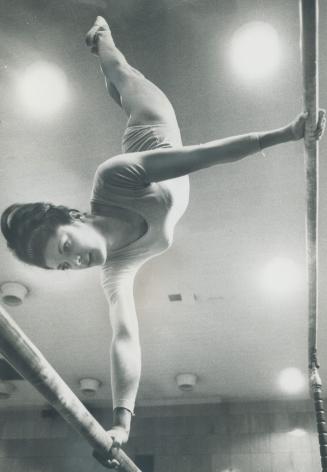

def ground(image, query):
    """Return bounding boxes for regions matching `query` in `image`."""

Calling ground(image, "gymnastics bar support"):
[300,0,327,470]
[0,304,141,472]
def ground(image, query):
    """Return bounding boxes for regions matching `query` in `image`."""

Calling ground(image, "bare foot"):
[85,16,110,53]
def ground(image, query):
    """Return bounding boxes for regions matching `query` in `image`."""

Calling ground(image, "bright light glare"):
[262,257,301,296]
[230,22,280,80]
[278,368,305,394]
[18,62,68,117]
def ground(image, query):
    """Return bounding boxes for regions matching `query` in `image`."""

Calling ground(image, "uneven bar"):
[300,2,327,471]
[0,304,141,472]
[300,0,319,366]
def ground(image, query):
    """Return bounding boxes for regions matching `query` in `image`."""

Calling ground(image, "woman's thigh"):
[121,69,178,128]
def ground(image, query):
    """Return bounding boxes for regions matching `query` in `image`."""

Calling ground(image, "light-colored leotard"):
[91,154,190,301]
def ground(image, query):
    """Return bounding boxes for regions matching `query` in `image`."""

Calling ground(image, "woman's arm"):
[104,286,141,445]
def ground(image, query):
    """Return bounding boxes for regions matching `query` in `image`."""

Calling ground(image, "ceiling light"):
[278,368,305,394]
[289,428,307,437]
[230,21,280,81]
[261,257,301,296]
[0,282,28,306]
[17,61,68,118]
[221,469,240,472]
[79,378,101,397]
[176,373,197,392]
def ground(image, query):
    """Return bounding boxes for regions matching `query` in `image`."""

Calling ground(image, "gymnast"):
[1,16,325,462]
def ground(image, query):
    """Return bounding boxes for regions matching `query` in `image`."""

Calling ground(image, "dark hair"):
[1,202,78,269]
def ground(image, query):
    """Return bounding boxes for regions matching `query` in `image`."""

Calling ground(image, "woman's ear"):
[69,210,83,221]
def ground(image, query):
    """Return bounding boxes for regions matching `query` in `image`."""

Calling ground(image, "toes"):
[85,17,109,47]
[85,26,99,46]
[95,16,109,30]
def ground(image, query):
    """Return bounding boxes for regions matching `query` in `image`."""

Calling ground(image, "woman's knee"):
[126,83,177,126]
[128,105,177,127]
[107,64,177,125]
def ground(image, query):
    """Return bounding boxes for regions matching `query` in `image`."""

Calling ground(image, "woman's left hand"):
[290,109,326,141]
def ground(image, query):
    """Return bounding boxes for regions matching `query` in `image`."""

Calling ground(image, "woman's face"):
[43,221,107,270]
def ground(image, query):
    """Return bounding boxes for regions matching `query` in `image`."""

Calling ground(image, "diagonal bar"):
[0,304,141,472]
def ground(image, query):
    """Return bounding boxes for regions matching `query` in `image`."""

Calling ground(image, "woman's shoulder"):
[93,153,150,190]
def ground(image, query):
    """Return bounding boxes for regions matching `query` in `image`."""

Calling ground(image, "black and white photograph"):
[0,1,326,471]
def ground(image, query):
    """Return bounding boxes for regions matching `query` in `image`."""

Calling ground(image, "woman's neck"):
[90,211,144,252]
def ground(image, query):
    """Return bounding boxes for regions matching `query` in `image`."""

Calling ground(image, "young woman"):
[1,16,325,462]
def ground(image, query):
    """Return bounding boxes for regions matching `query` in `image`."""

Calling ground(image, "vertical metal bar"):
[300,1,327,471]
[0,304,141,472]
[300,0,319,367]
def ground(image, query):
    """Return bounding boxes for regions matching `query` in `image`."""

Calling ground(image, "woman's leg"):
[86,16,178,128]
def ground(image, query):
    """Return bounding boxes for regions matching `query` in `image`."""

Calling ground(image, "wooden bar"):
[300,0,319,367]
[0,304,141,472]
